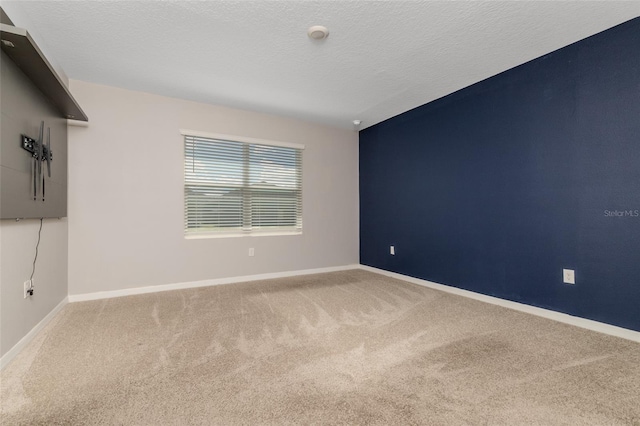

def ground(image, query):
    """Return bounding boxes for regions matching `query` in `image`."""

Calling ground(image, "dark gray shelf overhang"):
[1,23,88,122]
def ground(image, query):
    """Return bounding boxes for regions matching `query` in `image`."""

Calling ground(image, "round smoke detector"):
[307,25,329,41]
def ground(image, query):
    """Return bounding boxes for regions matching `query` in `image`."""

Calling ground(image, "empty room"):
[1,1,640,424]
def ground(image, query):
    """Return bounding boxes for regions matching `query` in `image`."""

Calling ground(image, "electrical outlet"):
[390,245,395,255]
[248,248,255,257]
[24,280,32,298]
[563,269,575,285]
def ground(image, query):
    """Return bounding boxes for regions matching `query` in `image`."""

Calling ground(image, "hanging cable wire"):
[29,218,44,283]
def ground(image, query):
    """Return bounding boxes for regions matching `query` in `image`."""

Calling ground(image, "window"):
[182,130,303,237]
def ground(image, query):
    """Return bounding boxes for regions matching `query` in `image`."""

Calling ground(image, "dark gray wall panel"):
[1,50,67,219]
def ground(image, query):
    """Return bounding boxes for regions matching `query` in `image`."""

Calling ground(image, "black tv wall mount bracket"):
[21,121,51,201]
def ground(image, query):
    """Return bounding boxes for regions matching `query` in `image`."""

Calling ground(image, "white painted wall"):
[0,219,68,357]
[67,80,359,296]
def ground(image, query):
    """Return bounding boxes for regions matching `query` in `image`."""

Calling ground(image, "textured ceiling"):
[4,1,640,130]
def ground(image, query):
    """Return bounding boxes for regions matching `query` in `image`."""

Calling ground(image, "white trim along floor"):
[2,263,639,371]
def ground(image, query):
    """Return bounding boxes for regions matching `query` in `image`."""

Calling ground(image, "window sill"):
[185,230,302,240]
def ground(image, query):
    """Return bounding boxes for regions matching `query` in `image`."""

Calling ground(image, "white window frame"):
[181,129,304,239]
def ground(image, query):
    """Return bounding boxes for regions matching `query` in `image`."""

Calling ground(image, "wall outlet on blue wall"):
[390,246,395,255]
[563,269,575,285]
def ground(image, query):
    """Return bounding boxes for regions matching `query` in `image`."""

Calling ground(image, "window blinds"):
[184,134,302,235]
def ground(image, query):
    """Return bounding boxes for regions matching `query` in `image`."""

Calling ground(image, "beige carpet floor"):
[2,269,640,425]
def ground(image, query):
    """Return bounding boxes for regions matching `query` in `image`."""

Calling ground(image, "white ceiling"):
[4,1,640,130]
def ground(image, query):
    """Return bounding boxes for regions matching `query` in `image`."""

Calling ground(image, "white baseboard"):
[359,265,640,343]
[9,264,636,372]
[1,296,69,371]
[68,264,361,303]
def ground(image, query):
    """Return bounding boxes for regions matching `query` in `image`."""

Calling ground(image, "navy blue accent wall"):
[359,17,640,332]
